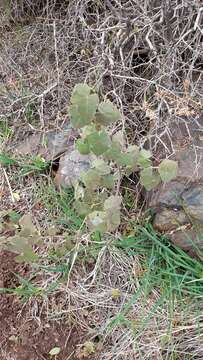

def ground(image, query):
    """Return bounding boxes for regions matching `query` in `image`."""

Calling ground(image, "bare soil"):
[0,251,81,360]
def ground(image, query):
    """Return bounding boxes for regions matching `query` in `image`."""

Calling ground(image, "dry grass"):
[0,0,203,359]
[17,235,203,360]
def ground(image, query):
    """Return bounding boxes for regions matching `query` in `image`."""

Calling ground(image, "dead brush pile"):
[1,0,202,141]
[0,1,203,359]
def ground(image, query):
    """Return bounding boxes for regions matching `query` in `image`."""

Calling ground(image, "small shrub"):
[69,84,178,233]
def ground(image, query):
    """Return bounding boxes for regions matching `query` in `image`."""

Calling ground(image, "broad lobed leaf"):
[76,139,90,154]
[86,130,111,156]
[69,93,99,128]
[96,101,121,125]
[158,159,178,182]
[140,167,160,191]
[69,84,99,128]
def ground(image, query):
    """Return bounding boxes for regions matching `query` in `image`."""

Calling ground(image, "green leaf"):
[103,196,121,232]
[69,84,99,128]
[105,144,131,166]
[80,169,101,189]
[49,347,61,356]
[124,145,140,169]
[100,174,115,189]
[5,213,40,263]
[81,124,97,137]
[140,167,160,191]
[87,130,111,156]
[87,197,121,232]
[70,83,91,102]
[96,101,121,125]
[107,211,121,232]
[84,189,108,207]
[104,144,124,164]
[76,139,90,154]
[83,189,108,205]
[112,130,125,150]
[158,159,178,182]
[75,191,108,216]
[104,195,122,211]
[105,144,139,169]
[137,149,152,168]
[88,211,107,232]
[92,159,110,175]
[80,169,115,190]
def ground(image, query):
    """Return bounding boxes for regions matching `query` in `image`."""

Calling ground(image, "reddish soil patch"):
[0,251,82,360]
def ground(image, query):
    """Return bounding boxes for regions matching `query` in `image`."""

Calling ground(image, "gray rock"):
[153,208,188,232]
[182,185,203,224]
[170,229,203,258]
[46,124,78,160]
[14,123,78,161]
[147,114,203,257]
[55,149,95,188]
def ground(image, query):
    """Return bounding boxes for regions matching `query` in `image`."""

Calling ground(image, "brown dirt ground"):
[0,251,87,360]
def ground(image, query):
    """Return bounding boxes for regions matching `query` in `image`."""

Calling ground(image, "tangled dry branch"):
[0,0,202,143]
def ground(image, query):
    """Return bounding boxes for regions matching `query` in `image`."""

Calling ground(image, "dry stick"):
[39,96,44,128]
[3,168,15,203]
[53,20,60,89]
[194,7,203,31]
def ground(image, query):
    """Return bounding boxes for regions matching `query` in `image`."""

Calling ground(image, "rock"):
[13,123,78,161]
[170,229,203,257]
[147,114,203,257]
[153,208,188,232]
[181,185,203,223]
[55,149,95,188]
[46,124,78,160]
